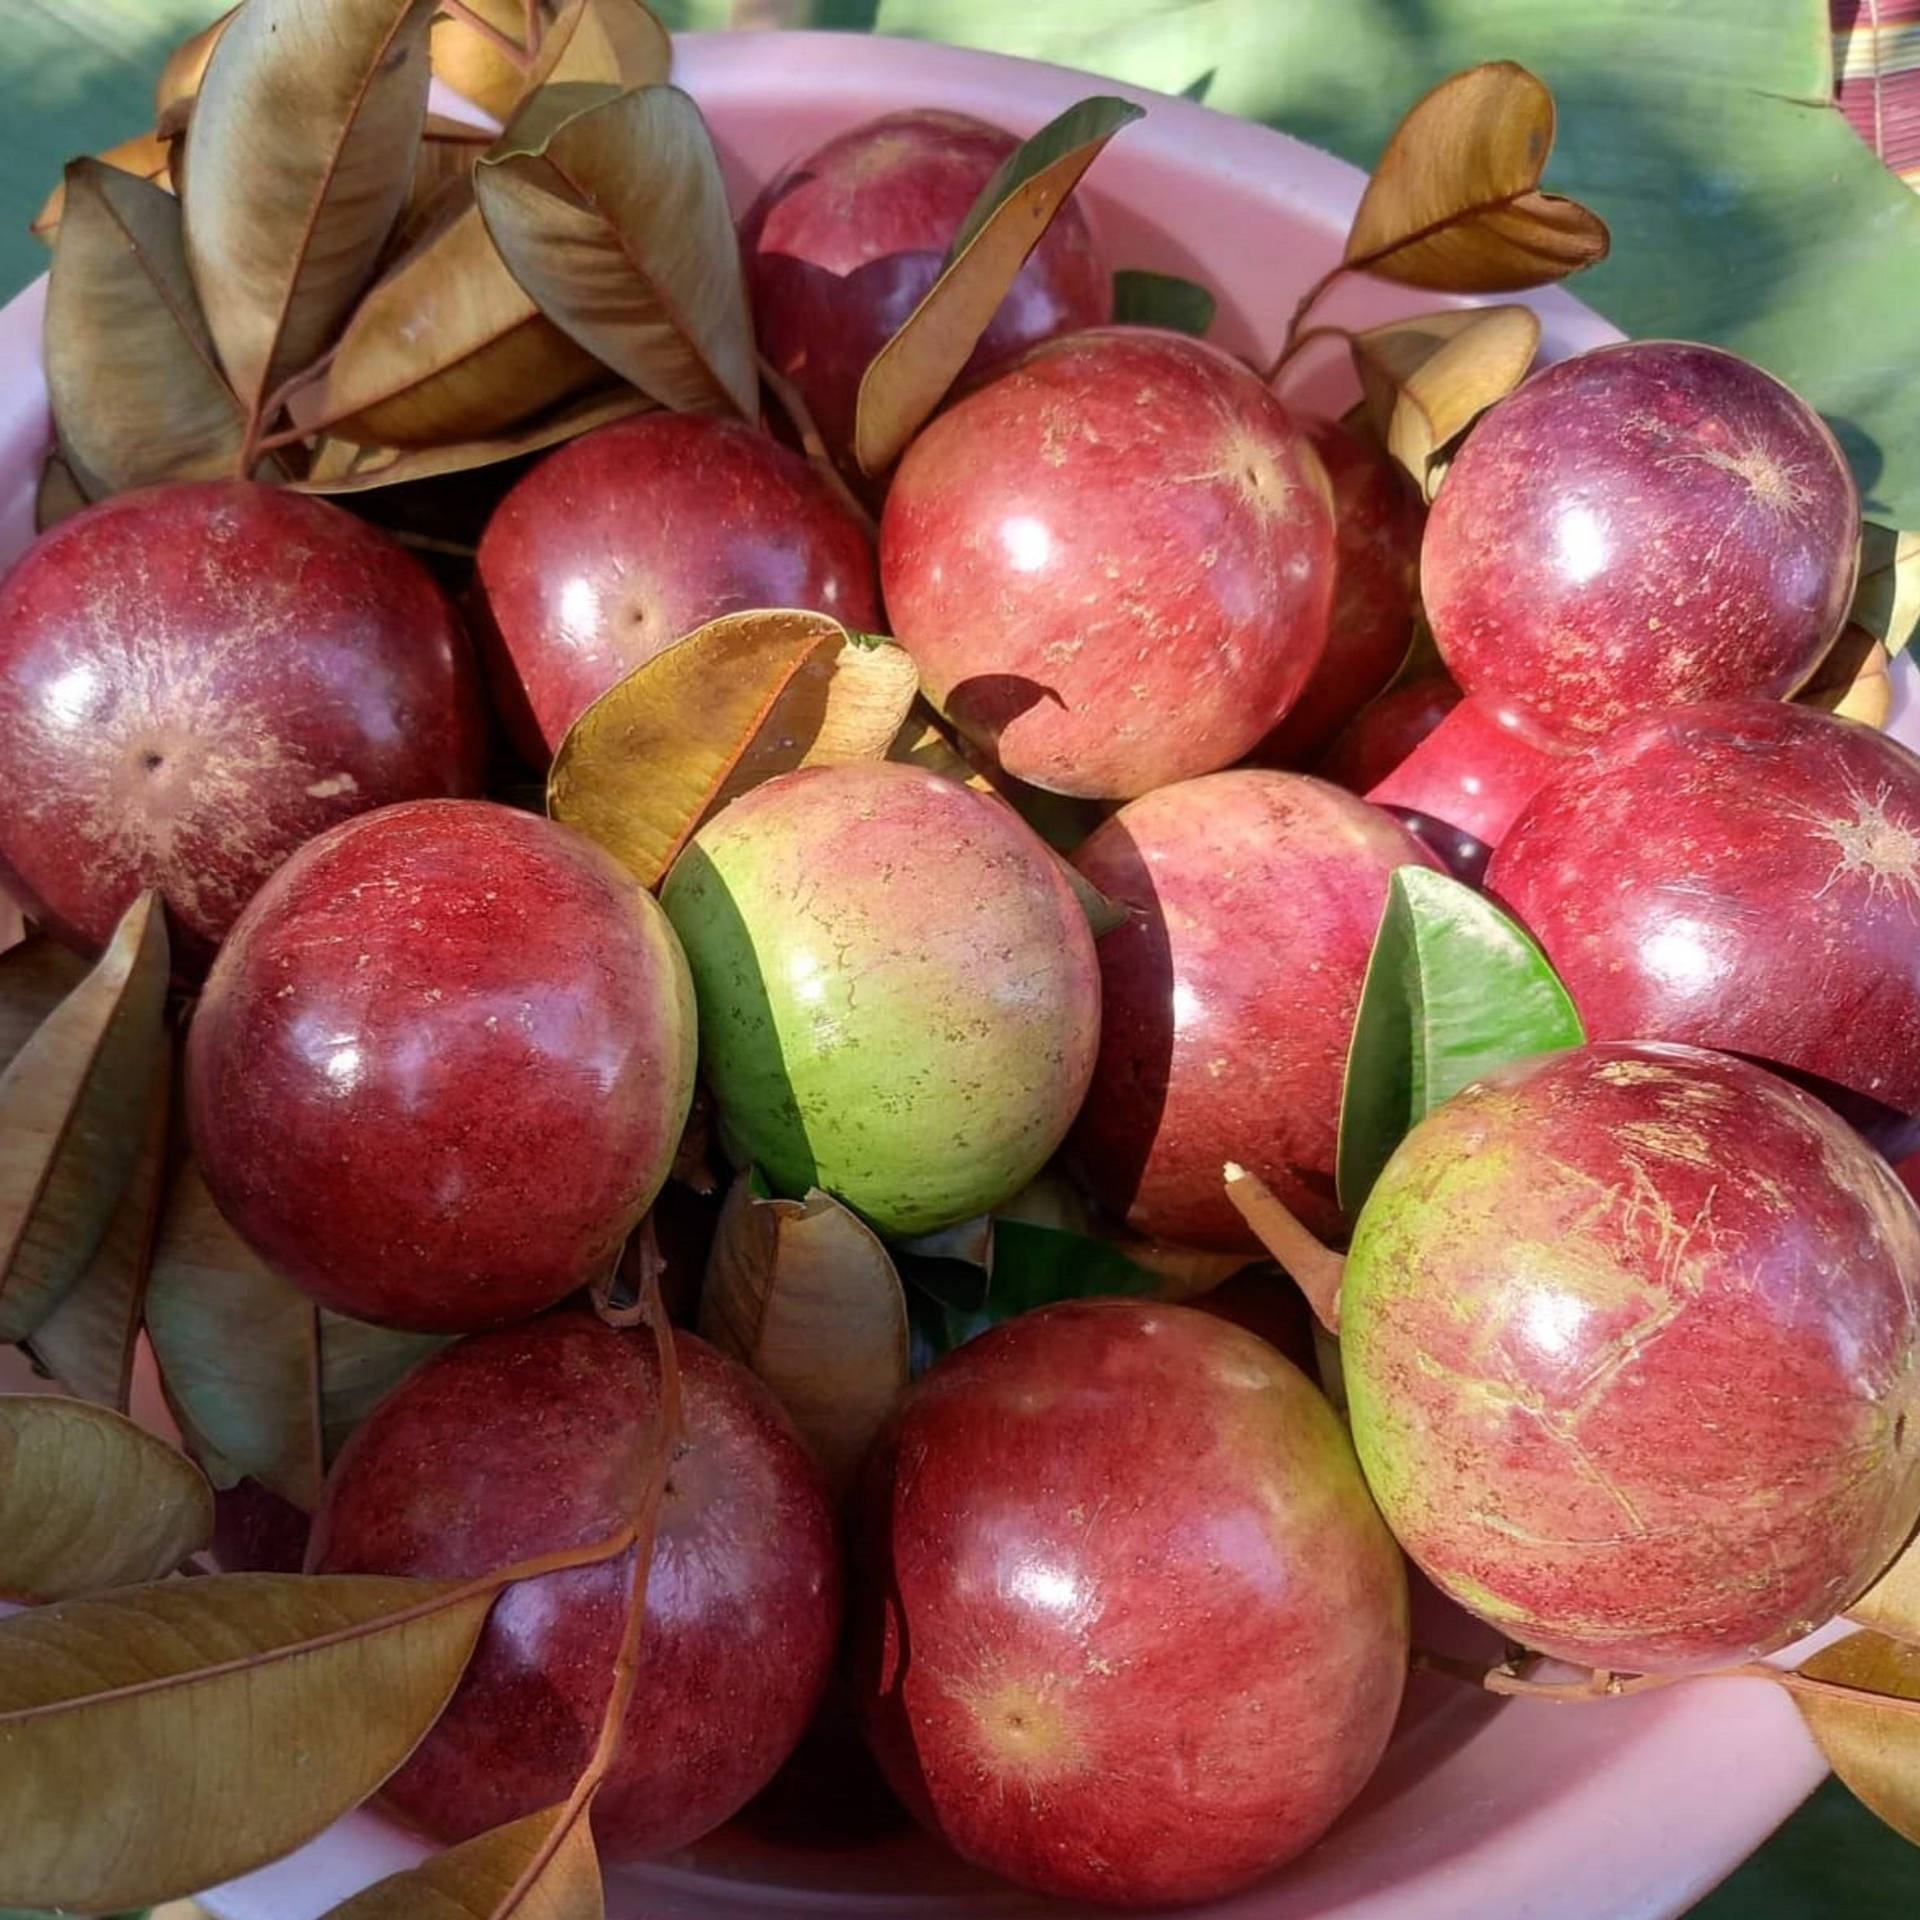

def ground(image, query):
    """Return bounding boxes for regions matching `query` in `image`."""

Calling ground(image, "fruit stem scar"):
[1222,1162,1344,1330]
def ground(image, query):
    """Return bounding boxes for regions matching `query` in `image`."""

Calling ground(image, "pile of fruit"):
[2,2,1920,1915]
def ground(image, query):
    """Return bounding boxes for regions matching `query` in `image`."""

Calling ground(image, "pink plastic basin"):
[0,25,1888,1920]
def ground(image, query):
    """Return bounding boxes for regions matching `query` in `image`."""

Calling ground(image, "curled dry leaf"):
[0,1572,494,1912]
[45,160,251,494]
[1343,62,1609,294]
[431,0,547,122]
[144,1160,324,1507]
[1351,303,1540,497]
[316,1802,604,1920]
[1851,524,1920,658]
[155,7,237,120]
[854,94,1144,476]
[183,0,439,418]
[296,383,651,492]
[0,893,169,1346]
[1800,624,1894,730]
[523,0,672,96]
[31,130,173,244]
[26,1044,171,1412]
[1795,1630,1920,1843]
[0,1395,213,1604]
[1849,1528,1920,1646]
[309,202,603,447]
[701,1171,911,1495]
[548,610,919,890]
[476,84,760,420]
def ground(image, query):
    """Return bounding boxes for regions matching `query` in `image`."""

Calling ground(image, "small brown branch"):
[440,0,535,69]
[757,351,880,544]
[523,0,542,56]
[1264,262,1348,384]
[1268,322,1357,388]
[1222,1162,1344,1331]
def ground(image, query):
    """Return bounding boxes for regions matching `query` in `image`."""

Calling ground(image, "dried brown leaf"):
[523,0,671,95]
[0,893,169,1345]
[854,95,1142,475]
[1344,62,1609,293]
[0,936,91,1074]
[701,1172,910,1495]
[0,1395,213,1603]
[475,83,757,418]
[32,129,173,243]
[155,7,237,119]
[0,1572,493,1911]
[1850,1527,1920,1646]
[1852,524,1920,658]
[144,1159,325,1507]
[45,159,250,492]
[295,383,650,493]
[183,0,439,415]
[33,451,96,534]
[1352,303,1540,495]
[431,0,545,121]
[1800,624,1894,729]
[317,1802,604,1919]
[1795,1630,1920,1843]
[548,612,917,890]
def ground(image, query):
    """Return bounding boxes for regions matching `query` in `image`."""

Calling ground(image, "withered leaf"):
[296,383,650,493]
[0,1572,493,1911]
[431,0,546,122]
[32,130,174,243]
[0,936,90,1075]
[523,0,672,95]
[0,893,169,1345]
[45,159,250,493]
[1800,624,1894,730]
[1852,524,1920,658]
[1850,1527,1920,1646]
[144,1159,324,1507]
[317,1801,604,1919]
[701,1172,910,1495]
[549,611,919,890]
[155,7,237,120]
[1795,1630,1920,1844]
[1343,62,1609,293]
[1351,303,1540,496]
[476,83,757,418]
[855,95,1143,476]
[34,451,96,534]
[183,0,439,416]
[0,1395,213,1603]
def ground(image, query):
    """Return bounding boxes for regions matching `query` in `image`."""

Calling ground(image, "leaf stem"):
[1265,263,1348,384]
[1221,1163,1344,1331]
[1268,323,1356,388]
[440,0,535,70]
[523,0,542,56]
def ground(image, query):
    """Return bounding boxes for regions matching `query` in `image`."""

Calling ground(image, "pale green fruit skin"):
[661,761,1101,1236]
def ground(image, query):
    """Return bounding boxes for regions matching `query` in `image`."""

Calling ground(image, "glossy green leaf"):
[1336,864,1583,1215]
[0,894,169,1345]
[869,0,1920,523]
[0,1572,493,1912]
[0,1397,213,1603]
[854,94,1143,475]
[1110,268,1216,336]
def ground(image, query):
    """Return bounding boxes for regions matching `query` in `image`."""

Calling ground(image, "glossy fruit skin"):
[1318,673,1461,795]
[741,107,1110,480]
[851,1299,1409,1907]
[1253,418,1425,767]
[471,413,882,760]
[186,800,696,1333]
[662,760,1098,1237]
[1366,690,1575,851]
[0,481,486,974]
[309,1310,841,1859]
[881,327,1337,799]
[1342,1041,1920,1674]
[1488,700,1920,1121]
[1422,341,1858,741]
[1068,770,1440,1251]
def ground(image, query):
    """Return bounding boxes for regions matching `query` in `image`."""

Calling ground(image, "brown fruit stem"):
[756,351,880,544]
[523,0,542,55]
[439,0,535,69]
[1221,1162,1344,1331]
[1265,264,1348,383]
[490,1261,685,1911]
[1267,315,1354,386]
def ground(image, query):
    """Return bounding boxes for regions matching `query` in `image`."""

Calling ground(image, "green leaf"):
[868,0,1920,523]
[1111,268,1216,336]
[1336,865,1583,1215]
[853,94,1143,475]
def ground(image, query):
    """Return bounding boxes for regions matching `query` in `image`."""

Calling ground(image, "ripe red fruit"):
[1252,418,1425,767]
[741,107,1109,479]
[1317,673,1462,794]
[471,413,881,760]
[1488,701,1920,1126]
[186,800,695,1333]
[881,328,1337,798]
[1422,341,1858,741]
[1068,769,1440,1250]
[851,1299,1408,1907]
[0,481,485,973]
[1342,1041,1920,1674]
[308,1310,841,1859]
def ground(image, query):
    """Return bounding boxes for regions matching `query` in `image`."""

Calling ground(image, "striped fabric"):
[1833,0,1920,187]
